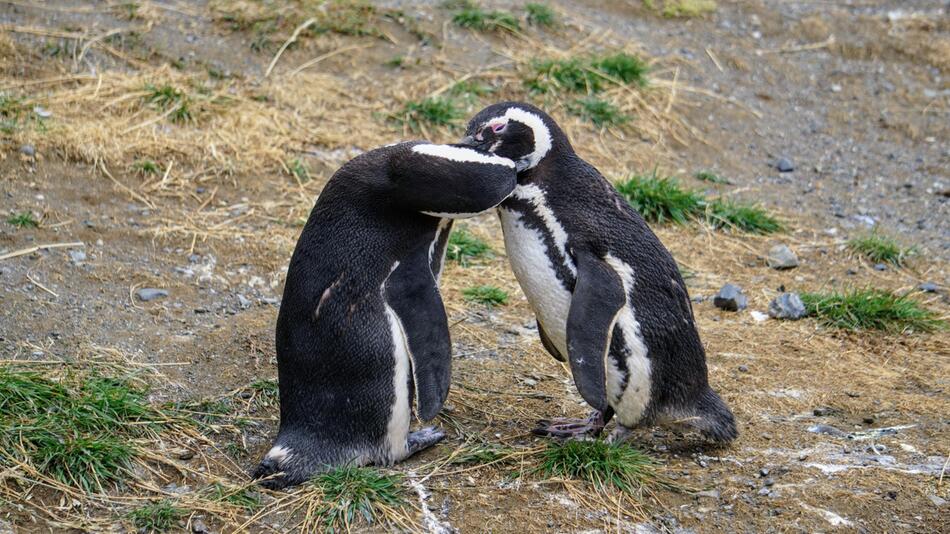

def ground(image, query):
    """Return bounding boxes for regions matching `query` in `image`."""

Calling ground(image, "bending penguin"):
[459,102,737,443]
[255,141,517,488]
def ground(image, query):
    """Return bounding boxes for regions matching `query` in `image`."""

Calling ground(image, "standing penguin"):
[459,102,737,443]
[255,141,517,488]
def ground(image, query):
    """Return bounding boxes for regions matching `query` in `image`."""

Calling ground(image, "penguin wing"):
[537,320,566,362]
[566,251,626,413]
[384,256,452,422]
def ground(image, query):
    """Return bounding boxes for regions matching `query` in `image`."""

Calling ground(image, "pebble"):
[813,406,834,416]
[136,288,169,301]
[919,282,938,293]
[191,519,210,534]
[695,489,720,500]
[768,293,806,320]
[873,263,887,271]
[68,249,87,264]
[33,106,52,118]
[738,365,749,373]
[863,416,875,424]
[929,494,947,507]
[713,284,747,312]
[236,294,252,309]
[808,424,849,438]
[775,157,794,173]
[19,144,35,157]
[767,244,799,269]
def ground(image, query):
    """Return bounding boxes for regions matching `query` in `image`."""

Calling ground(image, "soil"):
[1,1,948,533]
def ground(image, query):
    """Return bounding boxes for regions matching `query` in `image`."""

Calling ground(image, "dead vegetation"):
[1,1,948,533]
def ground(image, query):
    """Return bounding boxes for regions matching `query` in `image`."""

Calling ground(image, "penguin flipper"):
[385,257,452,422]
[566,251,626,413]
[537,320,566,362]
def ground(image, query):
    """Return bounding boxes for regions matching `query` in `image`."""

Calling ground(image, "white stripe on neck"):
[411,144,515,168]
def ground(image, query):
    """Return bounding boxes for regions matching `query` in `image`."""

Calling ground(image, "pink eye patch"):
[491,122,506,133]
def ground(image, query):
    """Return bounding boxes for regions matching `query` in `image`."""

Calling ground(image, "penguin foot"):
[606,424,633,444]
[407,427,445,456]
[532,410,608,439]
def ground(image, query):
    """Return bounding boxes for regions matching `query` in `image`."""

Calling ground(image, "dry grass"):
[1,2,948,533]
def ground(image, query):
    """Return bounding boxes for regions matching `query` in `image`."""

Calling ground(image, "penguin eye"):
[491,122,507,134]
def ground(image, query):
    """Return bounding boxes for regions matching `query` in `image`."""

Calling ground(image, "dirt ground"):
[1,1,948,532]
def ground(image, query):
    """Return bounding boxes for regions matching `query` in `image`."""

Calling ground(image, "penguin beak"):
[458,135,476,147]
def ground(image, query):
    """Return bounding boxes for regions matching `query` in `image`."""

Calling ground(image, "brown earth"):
[1,1,948,533]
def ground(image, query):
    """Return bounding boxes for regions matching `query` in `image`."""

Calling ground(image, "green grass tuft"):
[695,170,729,184]
[0,368,170,492]
[527,58,601,93]
[463,285,509,307]
[133,159,162,175]
[800,289,944,333]
[847,232,915,267]
[536,440,658,493]
[706,198,782,234]
[207,482,261,511]
[7,212,39,228]
[568,97,629,127]
[248,379,279,408]
[393,97,461,133]
[615,171,782,233]
[0,93,31,133]
[446,226,492,265]
[128,500,186,533]
[615,171,704,224]
[307,466,407,532]
[452,6,520,32]
[288,158,311,183]
[594,53,649,87]
[450,80,494,99]
[526,3,556,26]
[143,84,193,123]
[657,0,717,18]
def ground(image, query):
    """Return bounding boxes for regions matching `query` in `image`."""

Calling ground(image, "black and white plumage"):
[254,141,517,488]
[460,102,737,443]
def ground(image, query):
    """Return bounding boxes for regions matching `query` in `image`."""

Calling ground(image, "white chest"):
[499,207,573,356]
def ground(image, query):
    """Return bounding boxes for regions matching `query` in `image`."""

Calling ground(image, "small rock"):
[714,284,747,312]
[919,282,938,293]
[236,294,252,309]
[768,293,806,320]
[813,406,834,417]
[19,144,36,157]
[738,365,749,373]
[33,106,52,119]
[0,520,14,534]
[757,487,772,496]
[136,288,169,301]
[863,416,875,424]
[846,268,858,275]
[759,468,769,477]
[767,244,799,269]
[68,249,87,264]
[191,518,210,534]
[695,489,720,500]
[775,157,794,173]
[763,478,775,487]
[929,494,947,507]
[873,263,887,271]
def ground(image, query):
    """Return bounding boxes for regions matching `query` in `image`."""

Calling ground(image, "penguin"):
[458,102,737,443]
[254,141,517,488]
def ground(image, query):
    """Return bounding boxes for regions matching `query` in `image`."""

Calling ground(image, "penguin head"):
[460,102,567,172]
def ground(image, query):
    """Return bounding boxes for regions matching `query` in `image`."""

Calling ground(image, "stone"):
[768,293,806,320]
[767,244,799,269]
[33,106,52,118]
[919,282,938,293]
[236,294,252,309]
[813,406,834,416]
[191,518,210,533]
[136,288,169,301]
[738,365,749,373]
[714,284,747,312]
[695,489,720,500]
[776,157,794,172]
[873,263,887,271]
[19,144,35,157]
[929,494,947,507]
[68,249,87,264]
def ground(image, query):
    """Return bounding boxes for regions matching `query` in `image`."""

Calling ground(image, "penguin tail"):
[689,388,738,443]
